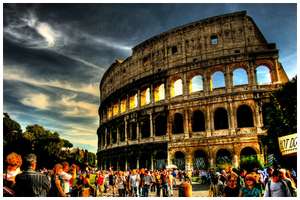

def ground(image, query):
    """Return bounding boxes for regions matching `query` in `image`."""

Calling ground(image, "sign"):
[278,133,297,156]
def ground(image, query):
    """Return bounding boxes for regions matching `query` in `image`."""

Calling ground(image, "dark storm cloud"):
[4,39,102,85]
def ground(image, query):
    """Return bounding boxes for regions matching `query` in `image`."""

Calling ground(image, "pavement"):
[98,180,210,197]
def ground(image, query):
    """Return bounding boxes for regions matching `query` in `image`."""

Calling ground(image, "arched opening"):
[128,156,137,170]
[120,98,127,113]
[172,151,186,170]
[241,147,257,157]
[190,75,203,93]
[128,122,137,140]
[216,149,232,166]
[106,128,111,145]
[107,106,112,119]
[193,150,208,170]
[173,113,184,134]
[211,71,225,90]
[119,122,125,142]
[154,83,165,102]
[211,35,218,45]
[112,102,119,116]
[233,68,248,86]
[154,151,167,169]
[129,93,138,109]
[139,153,151,169]
[171,79,183,98]
[140,116,150,138]
[240,147,260,171]
[111,127,117,144]
[256,65,271,85]
[141,87,151,106]
[155,114,167,136]
[192,110,205,132]
[214,108,229,130]
[237,105,254,128]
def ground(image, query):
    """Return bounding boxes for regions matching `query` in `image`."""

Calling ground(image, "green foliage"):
[262,76,297,159]
[239,155,263,171]
[3,113,95,169]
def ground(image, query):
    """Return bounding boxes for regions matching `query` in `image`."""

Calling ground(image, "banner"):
[278,133,297,156]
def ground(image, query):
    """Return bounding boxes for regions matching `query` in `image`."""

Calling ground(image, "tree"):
[262,76,297,167]
[3,113,24,156]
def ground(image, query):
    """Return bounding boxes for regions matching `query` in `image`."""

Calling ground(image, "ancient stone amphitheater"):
[97,11,288,171]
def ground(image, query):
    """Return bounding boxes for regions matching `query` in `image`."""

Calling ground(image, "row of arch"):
[100,104,255,147]
[104,65,272,120]
[172,147,257,170]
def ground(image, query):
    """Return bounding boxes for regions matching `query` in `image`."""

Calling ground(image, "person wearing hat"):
[239,174,261,197]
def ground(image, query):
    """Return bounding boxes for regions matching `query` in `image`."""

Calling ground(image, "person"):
[161,170,169,197]
[116,171,126,197]
[4,152,23,196]
[14,154,50,197]
[279,168,297,197]
[97,171,105,196]
[72,174,84,197]
[130,169,140,197]
[48,163,66,197]
[264,169,291,197]
[108,171,116,196]
[61,161,72,196]
[239,174,261,197]
[155,171,162,197]
[142,170,151,197]
[179,176,192,197]
[223,174,240,197]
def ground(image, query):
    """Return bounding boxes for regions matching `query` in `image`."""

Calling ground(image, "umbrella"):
[166,164,178,169]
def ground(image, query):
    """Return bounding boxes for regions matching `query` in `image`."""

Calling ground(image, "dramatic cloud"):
[21,93,50,110]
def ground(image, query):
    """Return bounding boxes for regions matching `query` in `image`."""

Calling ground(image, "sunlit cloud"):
[4,11,61,49]
[59,94,98,117]
[21,93,50,110]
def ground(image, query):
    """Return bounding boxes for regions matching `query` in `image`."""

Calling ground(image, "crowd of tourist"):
[3,152,297,197]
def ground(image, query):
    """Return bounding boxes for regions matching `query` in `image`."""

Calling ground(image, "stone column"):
[116,126,120,145]
[255,102,263,128]
[227,101,236,135]
[137,89,141,108]
[225,65,233,93]
[137,121,140,142]
[206,106,212,137]
[137,159,140,169]
[151,154,154,171]
[150,84,154,105]
[104,127,107,148]
[184,109,190,138]
[124,118,128,143]
[183,73,188,99]
[186,153,193,171]
[150,112,154,138]
[125,159,128,171]
[249,62,257,86]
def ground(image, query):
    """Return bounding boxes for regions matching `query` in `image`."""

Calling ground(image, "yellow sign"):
[278,134,297,156]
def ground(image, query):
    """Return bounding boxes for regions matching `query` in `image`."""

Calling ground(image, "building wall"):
[97,11,289,171]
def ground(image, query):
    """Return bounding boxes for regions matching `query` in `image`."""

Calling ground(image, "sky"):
[3,3,297,153]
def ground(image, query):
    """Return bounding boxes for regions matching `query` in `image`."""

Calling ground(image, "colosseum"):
[97,11,289,171]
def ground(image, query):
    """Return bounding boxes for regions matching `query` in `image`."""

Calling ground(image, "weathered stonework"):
[97,11,288,171]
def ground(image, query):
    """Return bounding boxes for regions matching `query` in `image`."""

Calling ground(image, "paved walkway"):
[99,181,210,197]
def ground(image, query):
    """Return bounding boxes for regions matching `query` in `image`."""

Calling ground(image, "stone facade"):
[97,11,288,171]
